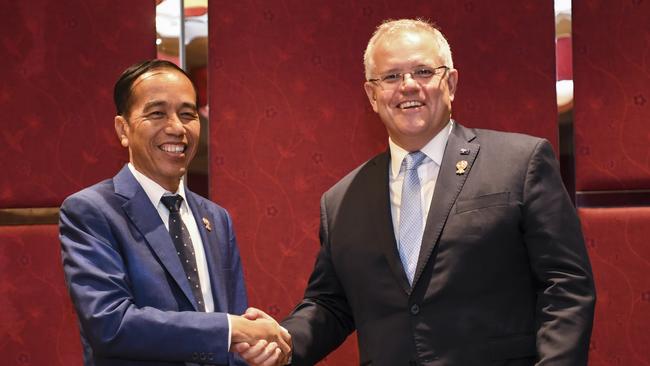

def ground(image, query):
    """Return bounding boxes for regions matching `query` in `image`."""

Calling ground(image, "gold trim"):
[0,207,60,226]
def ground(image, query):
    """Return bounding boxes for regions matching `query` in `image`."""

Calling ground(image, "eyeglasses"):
[368,66,449,90]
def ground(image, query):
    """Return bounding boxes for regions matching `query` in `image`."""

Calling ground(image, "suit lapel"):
[114,166,200,311]
[367,152,413,295]
[186,192,227,312]
[412,124,480,286]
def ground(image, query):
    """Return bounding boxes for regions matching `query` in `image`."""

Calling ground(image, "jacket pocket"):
[456,192,510,214]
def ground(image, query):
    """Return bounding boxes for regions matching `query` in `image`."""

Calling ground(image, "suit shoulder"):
[61,178,116,210]
[187,191,229,216]
[324,152,387,199]
[473,128,545,145]
[472,128,549,154]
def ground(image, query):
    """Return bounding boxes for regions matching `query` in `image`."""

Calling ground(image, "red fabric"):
[0,0,155,208]
[579,208,650,365]
[573,1,650,191]
[556,36,572,81]
[189,66,208,109]
[209,2,555,364]
[0,225,82,365]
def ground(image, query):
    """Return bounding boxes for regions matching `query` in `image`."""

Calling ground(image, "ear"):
[114,115,129,148]
[446,68,459,102]
[364,82,379,113]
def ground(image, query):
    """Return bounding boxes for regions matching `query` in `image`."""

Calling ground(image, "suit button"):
[410,304,420,315]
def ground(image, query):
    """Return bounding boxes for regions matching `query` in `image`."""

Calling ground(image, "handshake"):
[230,307,292,366]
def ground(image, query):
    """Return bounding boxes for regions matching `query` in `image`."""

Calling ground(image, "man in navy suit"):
[241,19,595,366]
[60,60,290,366]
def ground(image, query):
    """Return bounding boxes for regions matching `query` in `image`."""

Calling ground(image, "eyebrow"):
[180,102,198,112]
[142,100,198,112]
[381,64,432,73]
[142,100,167,112]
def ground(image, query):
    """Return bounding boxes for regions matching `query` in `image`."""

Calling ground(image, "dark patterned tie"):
[160,194,205,312]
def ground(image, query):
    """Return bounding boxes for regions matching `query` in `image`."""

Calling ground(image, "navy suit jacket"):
[282,123,596,366]
[60,165,248,366]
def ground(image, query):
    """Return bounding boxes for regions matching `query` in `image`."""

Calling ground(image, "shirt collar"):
[389,120,453,179]
[127,163,188,209]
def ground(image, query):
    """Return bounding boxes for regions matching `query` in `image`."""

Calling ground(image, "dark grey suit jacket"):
[282,122,595,366]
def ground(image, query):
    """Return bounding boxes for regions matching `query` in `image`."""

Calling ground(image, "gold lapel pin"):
[456,160,468,175]
[202,217,212,232]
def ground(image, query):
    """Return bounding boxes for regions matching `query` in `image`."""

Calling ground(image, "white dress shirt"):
[389,121,453,241]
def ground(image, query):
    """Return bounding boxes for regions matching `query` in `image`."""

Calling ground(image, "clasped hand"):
[230,307,291,366]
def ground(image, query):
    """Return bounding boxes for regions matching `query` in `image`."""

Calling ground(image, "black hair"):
[113,59,197,116]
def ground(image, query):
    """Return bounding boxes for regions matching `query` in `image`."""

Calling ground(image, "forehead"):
[372,30,442,70]
[130,68,196,102]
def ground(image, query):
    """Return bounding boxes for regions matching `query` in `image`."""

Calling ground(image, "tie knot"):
[403,151,427,171]
[161,194,183,213]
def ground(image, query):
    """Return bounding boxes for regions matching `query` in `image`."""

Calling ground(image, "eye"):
[413,68,434,78]
[381,73,402,83]
[147,111,166,119]
[180,111,199,120]
[179,109,199,119]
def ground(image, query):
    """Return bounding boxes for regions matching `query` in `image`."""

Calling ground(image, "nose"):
[165,114,185,135]
[400,72,420,91]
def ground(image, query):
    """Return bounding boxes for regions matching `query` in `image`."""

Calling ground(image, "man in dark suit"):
[60,60,290,366]
[240,19,596,366]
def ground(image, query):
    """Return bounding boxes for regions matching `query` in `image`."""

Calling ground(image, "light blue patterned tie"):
[398,151,427,285]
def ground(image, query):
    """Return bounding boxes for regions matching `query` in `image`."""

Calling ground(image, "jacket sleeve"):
[59,191,234,365]
[522,140,596,365]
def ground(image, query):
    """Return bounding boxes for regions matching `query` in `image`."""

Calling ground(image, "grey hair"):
[363,18,454,80]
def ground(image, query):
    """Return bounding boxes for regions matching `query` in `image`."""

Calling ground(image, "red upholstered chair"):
[0,225,82,365]
[579,208,650,365]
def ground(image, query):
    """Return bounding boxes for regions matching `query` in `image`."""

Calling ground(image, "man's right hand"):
[230,307,291,365]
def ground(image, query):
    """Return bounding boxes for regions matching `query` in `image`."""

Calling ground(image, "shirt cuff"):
[227,314,232,350]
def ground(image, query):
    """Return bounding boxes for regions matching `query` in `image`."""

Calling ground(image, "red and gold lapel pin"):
[202,217,212,232]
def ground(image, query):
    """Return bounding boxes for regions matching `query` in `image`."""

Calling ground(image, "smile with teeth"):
[397,100,424,109]
[160,143,186,153]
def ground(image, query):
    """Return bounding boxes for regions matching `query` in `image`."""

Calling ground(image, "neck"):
[161,180,181,193]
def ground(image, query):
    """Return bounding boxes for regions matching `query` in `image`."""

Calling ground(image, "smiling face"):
[364,29,458,151]
[114,68,200,192]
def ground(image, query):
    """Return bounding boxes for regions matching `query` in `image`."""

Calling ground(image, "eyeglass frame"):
[367,65,450,90]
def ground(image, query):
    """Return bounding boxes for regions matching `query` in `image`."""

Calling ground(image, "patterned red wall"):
[0,1,155,365]
[0,0,155,208]
[579,208,650,365]
[0,225,82,366]
[209,1,556,363]
[572,1,650,191]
